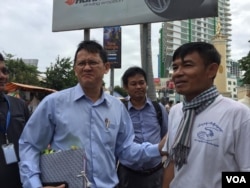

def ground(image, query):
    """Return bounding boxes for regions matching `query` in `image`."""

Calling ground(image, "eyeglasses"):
[0,67,9,75]
[76,60,100,68]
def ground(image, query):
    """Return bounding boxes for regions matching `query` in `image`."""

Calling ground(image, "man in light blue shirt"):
[19,40,166,188]
[117,66,168,188]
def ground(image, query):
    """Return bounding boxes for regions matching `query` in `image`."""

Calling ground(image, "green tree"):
[44,56,77,91]
[4,53,41,85]
[114,85,127,97]
[238,51,250,85]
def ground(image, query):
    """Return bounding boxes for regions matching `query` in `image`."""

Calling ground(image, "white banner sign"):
[52,0,218,32]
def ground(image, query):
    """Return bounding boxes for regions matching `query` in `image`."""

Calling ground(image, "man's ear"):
[208,63,219,79]
[104,62,110,74]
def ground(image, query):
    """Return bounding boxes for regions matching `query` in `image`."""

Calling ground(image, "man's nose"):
[173,67,183,76]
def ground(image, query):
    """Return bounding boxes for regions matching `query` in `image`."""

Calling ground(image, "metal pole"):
[141,24,148,71]
[84,29,90,40]
[110,68,114,95]
[140,23,156,100]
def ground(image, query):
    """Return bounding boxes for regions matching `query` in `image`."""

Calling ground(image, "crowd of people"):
[0,40,249,188]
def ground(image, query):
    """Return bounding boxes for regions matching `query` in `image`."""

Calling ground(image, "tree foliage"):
[114,85,127,97]
[238,51,250,85]
[4,53,41,85]
[43,56,77,91]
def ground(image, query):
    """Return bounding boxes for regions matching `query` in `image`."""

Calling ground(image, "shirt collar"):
[127,97,151,110]
[73,83,111,106]
[0,93,6,102]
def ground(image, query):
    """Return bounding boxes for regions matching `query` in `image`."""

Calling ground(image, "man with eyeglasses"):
[0,53,30,188]
[19,40,166,188]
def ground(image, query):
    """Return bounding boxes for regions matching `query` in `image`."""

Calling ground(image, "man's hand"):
[158,134,168,156]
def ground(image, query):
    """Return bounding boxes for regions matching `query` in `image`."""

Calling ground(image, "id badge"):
[1,143,18,164]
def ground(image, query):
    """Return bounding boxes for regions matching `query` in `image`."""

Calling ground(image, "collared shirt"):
[19,84,160,188]
[120,99,168,170]
[0,94,30,188]
[163,96,250,188]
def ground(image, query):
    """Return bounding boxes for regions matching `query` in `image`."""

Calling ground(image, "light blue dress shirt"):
[120,99,168,170]
[19,84,160,188]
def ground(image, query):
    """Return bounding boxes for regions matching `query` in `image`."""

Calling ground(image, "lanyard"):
[0,95,11,144]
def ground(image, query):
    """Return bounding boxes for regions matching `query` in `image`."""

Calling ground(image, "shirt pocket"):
[101,122,117,148]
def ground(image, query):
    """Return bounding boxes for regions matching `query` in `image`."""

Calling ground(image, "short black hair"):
[173,42,221,66]
[122,66,147,87]
[0,53,4,61]
[74,40,107,65]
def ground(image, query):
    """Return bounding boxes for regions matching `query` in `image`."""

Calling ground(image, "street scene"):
[0,1,250,188]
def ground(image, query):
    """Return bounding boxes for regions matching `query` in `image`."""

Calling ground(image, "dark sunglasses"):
[0,67,9,75]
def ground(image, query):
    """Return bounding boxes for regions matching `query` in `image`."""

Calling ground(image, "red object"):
[166,81,175,89]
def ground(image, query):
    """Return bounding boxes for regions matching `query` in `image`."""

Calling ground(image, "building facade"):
[158,0,237,99]
[159,0,231,76]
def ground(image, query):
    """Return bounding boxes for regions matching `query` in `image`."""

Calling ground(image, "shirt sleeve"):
[19,98,54,188]
[116,104,161,166]
[159,103,168,138]
[234,116,250,171]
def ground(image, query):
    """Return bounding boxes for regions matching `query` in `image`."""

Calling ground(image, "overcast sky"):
[0,0,249,87]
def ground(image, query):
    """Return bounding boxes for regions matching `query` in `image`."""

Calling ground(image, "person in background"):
[0,53,30,188]
[28,92,40,114]
[162,42,250,188]
[117,66,168,188]
[165,100,174,113]
[18,40,166,188]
